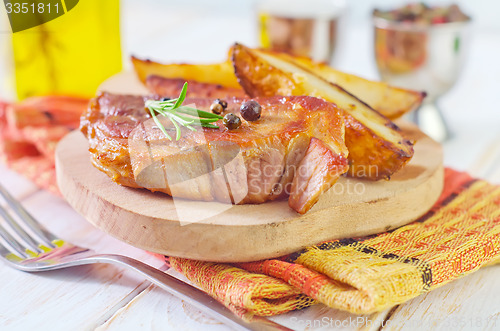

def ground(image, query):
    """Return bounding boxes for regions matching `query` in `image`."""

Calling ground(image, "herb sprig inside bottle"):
[145,82,223,141]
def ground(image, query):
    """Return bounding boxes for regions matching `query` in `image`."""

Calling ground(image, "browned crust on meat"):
[80,93,349,213]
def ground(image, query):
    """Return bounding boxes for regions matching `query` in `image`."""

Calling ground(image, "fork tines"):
[0,183,57,258]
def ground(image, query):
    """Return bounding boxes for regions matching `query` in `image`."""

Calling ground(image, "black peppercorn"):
[215,98,228,109]
[240,100,262,121]
[210,102,224,115]
[223,113,241,130]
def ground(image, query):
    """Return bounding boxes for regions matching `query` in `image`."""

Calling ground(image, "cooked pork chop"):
[80,93,348,213]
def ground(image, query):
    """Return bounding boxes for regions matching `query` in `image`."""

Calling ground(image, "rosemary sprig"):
[145,82,223,141]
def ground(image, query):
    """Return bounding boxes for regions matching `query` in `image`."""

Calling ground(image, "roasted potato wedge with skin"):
[232,43,414,180]
[145,76,246,99]
[131,56,240,88]
[289,55,426,119]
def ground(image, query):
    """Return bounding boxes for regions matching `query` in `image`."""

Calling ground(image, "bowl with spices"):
[373,3,471,142]
[257,0,346,64]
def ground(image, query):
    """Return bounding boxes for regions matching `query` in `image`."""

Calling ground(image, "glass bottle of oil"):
[9,0,122,100]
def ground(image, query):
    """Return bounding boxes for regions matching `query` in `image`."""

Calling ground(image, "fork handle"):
[77,254,291,331]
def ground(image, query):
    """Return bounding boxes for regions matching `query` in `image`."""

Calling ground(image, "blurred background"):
[1,0,499,172]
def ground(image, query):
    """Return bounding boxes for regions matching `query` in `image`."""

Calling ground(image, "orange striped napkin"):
[165,169,500,318]
[0,96,88,194]
[2,99,499,319]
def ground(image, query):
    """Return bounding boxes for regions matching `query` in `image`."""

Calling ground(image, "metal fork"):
[0,184,290,331]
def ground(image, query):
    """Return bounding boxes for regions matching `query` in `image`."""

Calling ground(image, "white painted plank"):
[489,165,500,185]
[467,134,500,182]
[383,135,500,330]
[269,305,391,331]
[441,123,500,173]
[96,284,233,331]
[382,265,500,331]
[0,164,39,199]
[98,261,391,331]
[16,190,164,266]
[98,281,389,331]
[0,190,165,330]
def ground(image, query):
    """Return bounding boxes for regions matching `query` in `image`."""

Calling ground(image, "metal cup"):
[373,16,472,141]
[257,0,346,64]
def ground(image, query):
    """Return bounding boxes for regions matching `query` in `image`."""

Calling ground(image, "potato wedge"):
[131,56,240,89]
[232,43,414,180]
[278,54,425,119]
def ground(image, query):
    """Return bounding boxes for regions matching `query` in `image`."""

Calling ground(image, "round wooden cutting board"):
[55,73,444,262]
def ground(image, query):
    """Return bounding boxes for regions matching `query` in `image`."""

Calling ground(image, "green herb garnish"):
[145,82,223,141]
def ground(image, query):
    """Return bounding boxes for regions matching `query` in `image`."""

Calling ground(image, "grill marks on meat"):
[81,93,349,214]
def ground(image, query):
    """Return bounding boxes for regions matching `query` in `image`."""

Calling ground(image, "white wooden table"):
[1,1,499,330]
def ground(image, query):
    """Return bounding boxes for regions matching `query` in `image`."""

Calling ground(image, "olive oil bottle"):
[10,0,122,100]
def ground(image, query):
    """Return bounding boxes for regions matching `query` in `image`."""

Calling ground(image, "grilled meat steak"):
[81,93,348,213]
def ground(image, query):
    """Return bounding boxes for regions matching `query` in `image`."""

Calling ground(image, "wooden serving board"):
[55,73,444,263]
